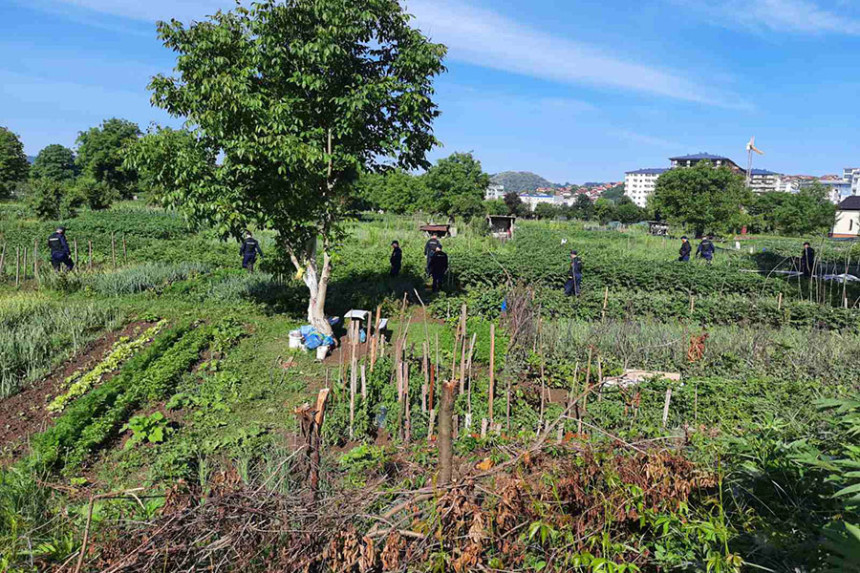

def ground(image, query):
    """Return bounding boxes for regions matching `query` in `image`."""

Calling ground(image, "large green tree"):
[651,162,752,235]
[357,169,427,214]
[30,144,78,182]
[571,193,594,220]
[76,118,141,198]
[422,152,490,221]
[772,182,836,236]
[0,126,29,198]
[128,0,445,335]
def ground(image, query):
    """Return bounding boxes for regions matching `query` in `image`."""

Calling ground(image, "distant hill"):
[491,171,556,193]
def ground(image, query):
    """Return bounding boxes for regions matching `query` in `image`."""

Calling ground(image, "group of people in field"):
[43,227,819,298]
[388,233,449,292]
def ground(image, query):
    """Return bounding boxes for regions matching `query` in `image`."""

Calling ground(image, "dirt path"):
[0,321,149,463]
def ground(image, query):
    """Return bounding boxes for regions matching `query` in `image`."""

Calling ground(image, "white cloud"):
[40,0,740,106]
[613,130,680,150]
[407,0,738,107]
[676,0,860,34]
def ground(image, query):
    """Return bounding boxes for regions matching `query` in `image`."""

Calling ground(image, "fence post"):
[437,380,456,486]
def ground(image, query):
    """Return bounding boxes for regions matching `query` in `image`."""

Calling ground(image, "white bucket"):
[288,330,303,349]
[316,345,330,360]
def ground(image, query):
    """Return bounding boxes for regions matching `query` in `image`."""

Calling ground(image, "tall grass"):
[84,262,210,296]
[0,296,124,399]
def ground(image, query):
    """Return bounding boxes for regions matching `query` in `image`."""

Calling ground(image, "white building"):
[485,183,505,201]
[519,193,556,211]
[843,168,860,196]
[624,168,668,208]
[831,196,860,238]
[748,169,780,193]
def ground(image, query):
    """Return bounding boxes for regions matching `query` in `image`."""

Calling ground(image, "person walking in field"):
[390,240,402,277]
[239,231,263,272]
[678,236,692,262]
[428,245,448,292]
[696,235,715,264]
[564,250,582,297]
[48,226,74,272]
[424,233,442,276]
[800,242,815,277]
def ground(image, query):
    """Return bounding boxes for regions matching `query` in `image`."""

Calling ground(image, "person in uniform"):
[239,231,264,272]
[428,245,448,292]
[564,250,583,296]
[47,226,74,272]
[678,236,692,262]
[424,233,442,276]
[696,235,715,264]
[800,242,815,277]
[390,240,402,277]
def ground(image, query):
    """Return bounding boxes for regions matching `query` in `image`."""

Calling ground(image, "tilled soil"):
[0,321,150,463]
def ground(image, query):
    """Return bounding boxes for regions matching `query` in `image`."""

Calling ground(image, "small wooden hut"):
[419,224,452,238]
[487,215,516,239]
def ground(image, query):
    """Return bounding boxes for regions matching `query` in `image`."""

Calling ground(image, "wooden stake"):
[579,347,593,435]
[437,381,456,486]
[662,387,673,428]
[489,323,496,424]
[349,322,357,441]
[88,240,93,270]
[360,364,367,402]
[111,232,116,268]
[601,286,609,321]
[689,294,696,314]
[777,292,783,311]
[422,342,429,413]
[427,408,436,443]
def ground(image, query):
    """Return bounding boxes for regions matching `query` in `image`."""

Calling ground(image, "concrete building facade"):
[623,168,668,208]
[831,196,860,238]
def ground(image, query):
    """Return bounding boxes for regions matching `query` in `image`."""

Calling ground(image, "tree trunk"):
[291,237,334,337]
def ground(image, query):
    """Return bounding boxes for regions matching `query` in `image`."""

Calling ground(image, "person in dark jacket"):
[239,231,263,272]
[696,236,715,264]
[424,233,442,276]
[428,246,448,292]
[48,227,74,272]
[564,250,583,296]
[678,236,692,262]
[390,241,402,277]
[800,242,815,276]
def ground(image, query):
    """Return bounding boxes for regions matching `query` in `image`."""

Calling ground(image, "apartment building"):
[623,168,668,208]
[748,169,779,193]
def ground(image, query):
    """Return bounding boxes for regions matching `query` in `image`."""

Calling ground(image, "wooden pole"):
[489,323,496,424]
[404,362,411,443]
[437,381,456,486]
[579,347,593,435]
[662,387,673,428]
[111,232,116,268]
[777,292,783,311]
[33,238,38,281]
[422,341,429,413]
[349,321,357,441]
[428,363,436,414]
[360,364,367,402]
[601,286,609,321]
[88,240,93,270]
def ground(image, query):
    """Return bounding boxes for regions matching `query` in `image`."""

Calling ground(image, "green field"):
[1,202,859,572]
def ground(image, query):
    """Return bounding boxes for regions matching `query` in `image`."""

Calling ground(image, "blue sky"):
[2,0,859,183]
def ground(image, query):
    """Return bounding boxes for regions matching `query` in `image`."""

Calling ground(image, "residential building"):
[843,168,860,196]
[519,193,556,211]
[624,168,668,208]
[748,169,779,193]
[485,183,505,201]
[669,153,744,172]
[818,175,852,203]
[831,196,860,238]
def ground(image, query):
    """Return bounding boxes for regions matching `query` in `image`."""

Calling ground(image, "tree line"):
[0,119,142,219]
[651,161,836,237]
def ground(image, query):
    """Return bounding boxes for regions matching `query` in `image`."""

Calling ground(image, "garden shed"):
[487,215,516,239]
[419,224,452,238]
[648,221,669,236]
[831,196,860,238]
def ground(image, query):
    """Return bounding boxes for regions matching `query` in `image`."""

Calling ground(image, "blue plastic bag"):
[305,332,323,350]
[322,336,335,348]
[359,328,367,343]
[300,325,315,336]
